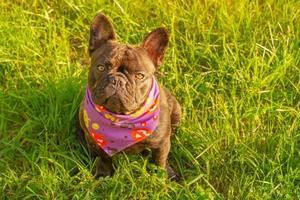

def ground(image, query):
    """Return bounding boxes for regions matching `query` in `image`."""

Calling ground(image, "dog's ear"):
[141,27,169,68]
[89,13,116,54]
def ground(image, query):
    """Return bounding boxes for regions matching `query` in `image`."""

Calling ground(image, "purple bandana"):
[83,78,160,156]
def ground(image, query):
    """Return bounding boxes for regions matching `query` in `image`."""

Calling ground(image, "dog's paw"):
[92,168,113,179]
[92,159,114,179]
[167,164,181,182]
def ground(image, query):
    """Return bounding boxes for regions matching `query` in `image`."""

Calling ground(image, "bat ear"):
[141,27,169,68]
[89,13,116,54]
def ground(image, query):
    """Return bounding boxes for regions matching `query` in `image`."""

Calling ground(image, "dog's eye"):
[135,73,144,80]
[97,65,105,72]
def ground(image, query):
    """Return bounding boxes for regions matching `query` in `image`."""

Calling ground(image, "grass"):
[0,0,299,199]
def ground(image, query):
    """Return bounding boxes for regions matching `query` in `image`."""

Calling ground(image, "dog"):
[77,13,181,180]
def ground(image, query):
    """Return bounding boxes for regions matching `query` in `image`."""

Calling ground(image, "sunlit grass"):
[0,0,299,199]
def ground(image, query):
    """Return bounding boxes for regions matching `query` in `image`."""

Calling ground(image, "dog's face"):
[88,14,169,114]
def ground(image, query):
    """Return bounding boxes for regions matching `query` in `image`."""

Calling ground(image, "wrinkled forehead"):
[91,41,155,73]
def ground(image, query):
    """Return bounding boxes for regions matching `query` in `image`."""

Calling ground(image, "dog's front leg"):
[93,151,114,178]
[151,138,180,181]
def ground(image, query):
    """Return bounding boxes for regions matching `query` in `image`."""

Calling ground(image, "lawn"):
[0,0,299,199]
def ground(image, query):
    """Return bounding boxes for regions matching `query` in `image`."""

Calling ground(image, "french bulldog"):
[77,13,181,180]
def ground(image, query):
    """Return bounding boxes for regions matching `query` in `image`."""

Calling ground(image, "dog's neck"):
[91,78,158,117]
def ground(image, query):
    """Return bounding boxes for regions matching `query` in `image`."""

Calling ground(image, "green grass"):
[0,0,299,199]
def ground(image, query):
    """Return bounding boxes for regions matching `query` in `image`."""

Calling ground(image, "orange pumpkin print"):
[90,132,108,147]
[95,105,106,112]
[146,99,159,114]
[131,128,152,141]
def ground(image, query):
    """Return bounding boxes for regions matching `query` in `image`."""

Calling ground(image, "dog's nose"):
[109,76,126,87]
[109,76,117,85]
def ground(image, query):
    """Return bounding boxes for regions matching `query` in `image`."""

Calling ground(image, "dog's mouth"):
[92,87,138,115]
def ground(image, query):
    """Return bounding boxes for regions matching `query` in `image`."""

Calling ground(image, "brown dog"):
[77,13,181,180]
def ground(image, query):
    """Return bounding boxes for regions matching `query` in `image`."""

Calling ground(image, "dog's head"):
[88,13,169,114]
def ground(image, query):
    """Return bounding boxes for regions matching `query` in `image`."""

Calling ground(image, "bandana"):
[83,78,160,156]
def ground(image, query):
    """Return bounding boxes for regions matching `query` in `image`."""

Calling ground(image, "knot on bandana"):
[83,78,160,156]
